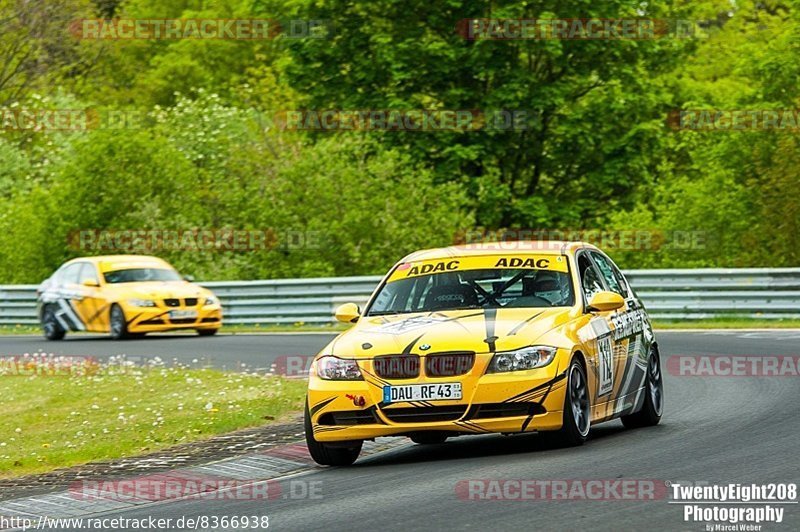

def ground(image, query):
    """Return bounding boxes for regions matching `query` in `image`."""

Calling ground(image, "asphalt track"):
[2,331,799,530]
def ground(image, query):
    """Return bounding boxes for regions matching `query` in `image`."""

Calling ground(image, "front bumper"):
[122,304,222,332]
[308,352,569,442]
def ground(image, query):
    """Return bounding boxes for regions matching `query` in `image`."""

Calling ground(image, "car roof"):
[63,255,173,271]
[400,241,599,263]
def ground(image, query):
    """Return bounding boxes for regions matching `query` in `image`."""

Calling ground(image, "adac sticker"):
[387,254,567,282]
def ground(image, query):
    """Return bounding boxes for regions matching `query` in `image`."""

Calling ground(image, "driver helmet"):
[533,271,562,305]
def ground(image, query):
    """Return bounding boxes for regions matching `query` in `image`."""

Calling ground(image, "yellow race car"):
[305,241,663,465]
[37,255,222,340]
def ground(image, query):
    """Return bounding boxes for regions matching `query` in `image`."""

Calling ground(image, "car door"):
[575,250,620,418]
[589,250,653,411]
[72,262,108,332]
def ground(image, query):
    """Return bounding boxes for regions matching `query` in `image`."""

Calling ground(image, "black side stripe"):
[309,397,336,417]
[502,372,567,403]
[508,311,544,336]
[520,415,535,432]
[402,334,425,354]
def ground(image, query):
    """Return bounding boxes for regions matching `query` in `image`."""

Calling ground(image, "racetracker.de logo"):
[667,356,800,377]
[69,19,330,40]
[275,109,532,131]
[0,354,99,377]
[0,109,140,131]
[455,479,667,501]
[667,109,800,131]
[453,228,707,252]
[456,18,702,40]
[69,477,322,501]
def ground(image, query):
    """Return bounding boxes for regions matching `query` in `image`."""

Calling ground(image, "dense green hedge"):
[0,1,797,283]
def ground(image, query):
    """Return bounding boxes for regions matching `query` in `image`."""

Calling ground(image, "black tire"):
[42,305,66,341]
[196,328,218,337]
[304,401,362,466]
[621,346,664,428]
[540,357,591,447]
[109,304,130,340]
[410,432,448,445]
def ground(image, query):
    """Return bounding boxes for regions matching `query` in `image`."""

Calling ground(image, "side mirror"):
[587,291,625,313]
[82,279,99,288]
[183,274,195,282]
[334,302,361,324]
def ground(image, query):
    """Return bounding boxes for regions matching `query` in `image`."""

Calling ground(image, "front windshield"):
[103,268,182,284]
[367,255,574,316]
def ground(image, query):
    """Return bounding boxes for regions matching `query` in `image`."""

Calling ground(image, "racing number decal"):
[597,335,613,396]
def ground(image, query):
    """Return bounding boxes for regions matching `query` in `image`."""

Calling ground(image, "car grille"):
[318,410,379,426]
[170,318,196,324]
[425,352,474,377]
[466,403,545,419]
[163,298,198,307]
[373,354,420,379]
[380,405,467,423]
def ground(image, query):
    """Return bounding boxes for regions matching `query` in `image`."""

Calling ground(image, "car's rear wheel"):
[196,328,218,337]
[304,401,362,466]
[621,346,664,428]
[42,305,66,341]
[541,357,591,447]
[109,304,130,340]
[410,432,448,445]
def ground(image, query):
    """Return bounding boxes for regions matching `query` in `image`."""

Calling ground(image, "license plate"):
[169,310,198,319]
[383,383,462,403]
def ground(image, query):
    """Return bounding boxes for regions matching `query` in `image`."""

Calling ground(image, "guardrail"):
[1,268,799,327]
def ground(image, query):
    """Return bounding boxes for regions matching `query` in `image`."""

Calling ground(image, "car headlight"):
[128,299,156,307]
[487,346,557,373]
[204,296,219,306]
[315,356,363,380]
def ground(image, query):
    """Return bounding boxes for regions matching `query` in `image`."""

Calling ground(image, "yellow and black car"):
[37,255,222,340]
[305,241,663,465]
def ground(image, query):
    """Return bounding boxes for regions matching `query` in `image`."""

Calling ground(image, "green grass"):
[0,324,40,335]
[0,363,307,478]
[220,323,348,333]
[652,318,800,329]
[0,323,348,336]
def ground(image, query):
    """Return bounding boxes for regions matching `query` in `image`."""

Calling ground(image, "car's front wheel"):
[42,305,66,341]
[109,304,130,340]
[541,357,591,447]
[304,402,362,466]
[621,345,664,428]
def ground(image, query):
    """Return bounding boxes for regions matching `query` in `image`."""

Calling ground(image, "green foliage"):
[0,0,798,283]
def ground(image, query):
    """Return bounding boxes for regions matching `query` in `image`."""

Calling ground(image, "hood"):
[329,307,576,358]
[105,281,211,300]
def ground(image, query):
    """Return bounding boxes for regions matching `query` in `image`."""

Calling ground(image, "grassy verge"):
[0,324,40,335]
[652,318,800,329]
[0,323,348,336]
[0,361,307,478]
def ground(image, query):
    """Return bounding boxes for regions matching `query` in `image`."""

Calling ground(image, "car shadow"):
[356,422,633,467]
[61,333,203,342]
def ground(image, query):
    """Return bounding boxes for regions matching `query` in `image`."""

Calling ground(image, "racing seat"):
[424,284,479,311]
[507,275,556,308]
